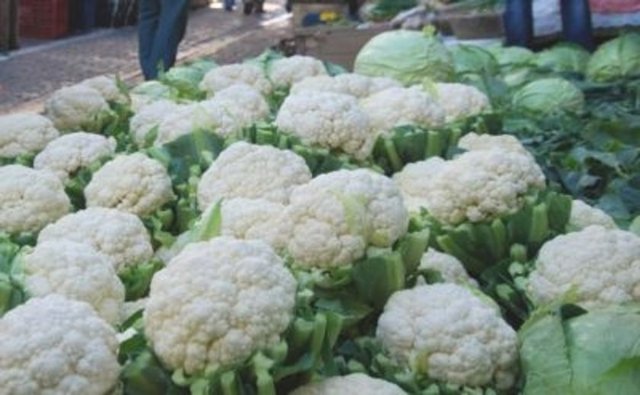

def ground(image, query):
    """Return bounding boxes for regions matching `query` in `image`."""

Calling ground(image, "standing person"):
[138,0,190,80]
[224,0,235,12]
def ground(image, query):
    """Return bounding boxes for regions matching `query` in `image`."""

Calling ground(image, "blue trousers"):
[138,0,190,80]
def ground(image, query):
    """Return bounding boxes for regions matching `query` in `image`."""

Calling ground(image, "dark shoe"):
[243,2,253,15]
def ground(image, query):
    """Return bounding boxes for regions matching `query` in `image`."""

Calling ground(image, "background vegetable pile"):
[1,29,639,395]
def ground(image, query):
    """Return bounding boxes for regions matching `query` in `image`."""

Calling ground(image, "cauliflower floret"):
[275,91,374,160]
[528,226,640,308]
[393,150,546,224]
[200,84,270,137]
[155,103,218,146]
[0,165,70,234]
[268,55,328,87]
[218,198,287,250]
[80,75,128,104]
[290,169,408,248]
[419,248,478,287]
[144,237,296,374]
[0,113,59,159]
[85,153,175,217]
[433,83,491,122]
[361,86,446,136]
[38,207,153,272]
[290,73,401,99]
[21,240,125,324]
[197,141,311,208]
[129,100,181,147]
[121,298,148,323]
[0,295,120,395]
[458,132,531,157]
[33,132,116,183]
[290,373,406,395]
[130,80,178,112]
[199,63,272,97]
[45,85,113,133]
[377,284,519,389]
[567,199,617,232]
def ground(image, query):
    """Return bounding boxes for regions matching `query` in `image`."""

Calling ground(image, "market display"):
[1,30,640,395]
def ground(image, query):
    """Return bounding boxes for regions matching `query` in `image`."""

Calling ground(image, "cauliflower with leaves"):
[433,83,491,122]
[567,199,617,232]
[79,75,127,104]
[199,63,272,97]
[129,100,181,147]
[45,85,113,133]
[268,55,328,87]
[419,249,478,287]
[201,84,270,137]
[155,103,218,146]
[0,113,59,160]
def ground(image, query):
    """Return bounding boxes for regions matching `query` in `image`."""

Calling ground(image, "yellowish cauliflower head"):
[377,284,519,389]
[144,237,297,375]
[0,165,71,234]
[0,113,60,159]
[199,63,272,97]
[290,373,407,395]
[85,153,175,217]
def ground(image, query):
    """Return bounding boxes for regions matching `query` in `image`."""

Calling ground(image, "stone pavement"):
[0,1,292,114]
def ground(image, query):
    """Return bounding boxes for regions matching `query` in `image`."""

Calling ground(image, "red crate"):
[20,0,69,39]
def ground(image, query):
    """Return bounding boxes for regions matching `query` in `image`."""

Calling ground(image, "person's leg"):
[224,0,234,11]
[560,0,595,51]
[503,0,533,48]
[138,0,161,80]
[151,0,189,75]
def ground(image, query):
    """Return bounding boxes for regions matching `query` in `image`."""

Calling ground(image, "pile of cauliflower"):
[1,50,638,395]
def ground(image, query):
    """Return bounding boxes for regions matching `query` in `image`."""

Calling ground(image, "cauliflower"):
[419,248,478,287]
[290,373,406,395]
[393,150,546,224]
[0,165,70,234]
[45,85,113,133]
[268,55,328,87]
[528,226,640,309]
[275,91,375,160]
[85,153,175,217]
[218,198,287,250]
[567,199,617,232]
[433,83,491,122]
[38,207,154,272]
[20,240,125,324]
[282,169,408,269]
[0,113,59,159]
[130,80,178,112]
[199,63,272,97]
[155,103,218,146]
[377,284,519,389]
[33,132,117,183]
[290,73,401,99]
[201,84,270,137]
[80,75,127,104]
[458,132,531,157]
[144,237,296,375]
[129,100,181,147]
[361,86,446,136]
[0,295,120,395]
[197,141,311,208]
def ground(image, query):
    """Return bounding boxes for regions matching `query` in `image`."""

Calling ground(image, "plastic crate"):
[20,0,69,39]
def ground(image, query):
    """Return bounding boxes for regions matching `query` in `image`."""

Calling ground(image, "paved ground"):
[0,1,292,114]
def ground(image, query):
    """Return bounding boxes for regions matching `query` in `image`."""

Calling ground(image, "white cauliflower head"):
[199,63,272,97]
[393,150,546,224]
[218,198,287,251]
[268,55,328,87]
[528,226,640,308]
[33,132,116,183]
[197,141,311,208]
[0,165,70,234]
[377,284,519,389]
[567,199,617,232]
[45,85,112,132]
[85,153,175,217]
[290,373,406,395]
[361,86,446,136]
[130,99,181,147]
[0,295,120,395]
[201,84,270,137]
[144,237,297,375]
[275,91,375,160]
[20,240,125,324]
[433,83,491,122]
[290,73,401,99]
[419,248,478,287]
[458,132,531,157]
[80,75,128,104]
[38,207,153,272]
[0,113,59,159]
[155,103,218,146]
